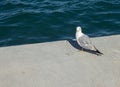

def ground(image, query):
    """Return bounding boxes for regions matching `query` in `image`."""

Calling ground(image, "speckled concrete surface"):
[0,35,120,87]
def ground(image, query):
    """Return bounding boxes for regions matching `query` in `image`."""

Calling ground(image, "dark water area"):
[0,0,120,47]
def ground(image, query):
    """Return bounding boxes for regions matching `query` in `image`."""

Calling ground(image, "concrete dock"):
[0,35,120,87]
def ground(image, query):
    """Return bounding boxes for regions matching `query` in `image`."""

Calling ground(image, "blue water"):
[0,0,120,47]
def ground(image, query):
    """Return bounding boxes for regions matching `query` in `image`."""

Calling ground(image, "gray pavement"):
[0,35,120,87]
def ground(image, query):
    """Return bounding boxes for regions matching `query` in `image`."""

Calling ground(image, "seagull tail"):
[94,46,103,55]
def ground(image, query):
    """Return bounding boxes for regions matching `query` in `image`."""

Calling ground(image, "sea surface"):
[0,0,120,47]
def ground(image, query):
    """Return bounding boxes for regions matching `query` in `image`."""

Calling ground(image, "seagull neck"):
[77,31,84,37]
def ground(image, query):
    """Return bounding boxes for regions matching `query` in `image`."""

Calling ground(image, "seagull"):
[75,26,103,55]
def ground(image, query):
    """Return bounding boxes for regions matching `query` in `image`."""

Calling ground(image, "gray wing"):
[77,34,94,50]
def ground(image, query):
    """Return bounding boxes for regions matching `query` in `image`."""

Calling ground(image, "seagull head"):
[76,26,82,33]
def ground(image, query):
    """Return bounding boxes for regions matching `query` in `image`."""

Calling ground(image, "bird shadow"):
[67,39,101,56]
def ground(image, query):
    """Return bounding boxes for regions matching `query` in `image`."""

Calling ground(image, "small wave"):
[0,0,35,7]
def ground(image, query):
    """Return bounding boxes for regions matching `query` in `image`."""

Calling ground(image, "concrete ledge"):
[0,35,120,87]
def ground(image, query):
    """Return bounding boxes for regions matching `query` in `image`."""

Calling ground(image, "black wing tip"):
[95,49,103,56]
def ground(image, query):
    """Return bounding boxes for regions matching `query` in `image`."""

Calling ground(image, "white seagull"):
[76,26,103,55]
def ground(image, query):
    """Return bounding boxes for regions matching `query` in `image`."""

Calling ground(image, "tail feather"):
[95,49,103,54]
[94,46,103,55]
